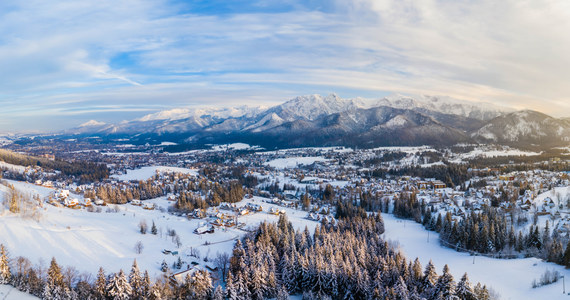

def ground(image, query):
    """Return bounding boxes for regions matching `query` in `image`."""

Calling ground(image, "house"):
[131,199,142,206]
[194,224,215,234]
[63,198,79,208]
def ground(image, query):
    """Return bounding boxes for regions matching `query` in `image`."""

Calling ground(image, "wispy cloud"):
[1,0,570,131]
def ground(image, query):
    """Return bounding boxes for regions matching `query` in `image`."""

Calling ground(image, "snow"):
[461,148,542,159]
[211,143,263,151]
[0,182,318,282]
[0,284,38,299]
[79,120,106,127]
[111,166,199,181]
[264,157,330,169]
[370,146,435,154]
[0,161,26,174]
[382,213,570,300]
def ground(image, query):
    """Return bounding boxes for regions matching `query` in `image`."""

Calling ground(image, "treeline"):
[226,214,490,299]
[84,172,245,207]
[372,164,470,187]
[393,194,570,267]
[175,180,245,211]
[85,178,168,204]
[0,149,109,183]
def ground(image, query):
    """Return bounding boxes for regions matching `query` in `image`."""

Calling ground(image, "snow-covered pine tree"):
[473,283,490,300]
[107,269,133,300]
[280,252,297,293]
[142,270,151,299]
[129,260,143,299]
[191,270,213,300]
[420,260,437,297]
[151,221,158,235]
[276,284,289,300]
[148,282,162,300]
[456,273,476,300]
[434,264,456,299]
[212,285,224,300]
[225,271,240,300]
[95,267,107,299]
[235,271,251,300]
[0,244,10,284]
[43,257,65,300]
[394,276,410,300]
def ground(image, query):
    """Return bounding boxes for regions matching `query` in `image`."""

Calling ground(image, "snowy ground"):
[111,166,199,181]
[264,157,330,169]
[382,214,570,300]
[0,284,38,300]
[0,181,318,282]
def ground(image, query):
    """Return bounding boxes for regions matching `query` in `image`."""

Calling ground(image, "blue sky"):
[2,0,570,132]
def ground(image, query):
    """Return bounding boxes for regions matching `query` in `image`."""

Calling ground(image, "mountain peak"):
[79,120,106,127]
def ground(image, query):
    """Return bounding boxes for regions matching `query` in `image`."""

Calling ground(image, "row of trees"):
[0,149,109,183]
[391,190,570,269]
[0,244,224,300]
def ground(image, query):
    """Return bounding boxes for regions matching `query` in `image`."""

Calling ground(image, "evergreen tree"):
[0,244,11,284]
[129,260,143,299]
[142,270,152,299]
[562,241,570,267]
[213,285,224,300]
[225,271,240,300]
[95,267,107,299]
[43,257,66,300]
[107,269,132,300]
[421,260,437,297]
[434,265,456,299]
[151,221,158,235]
[456,273,476,300]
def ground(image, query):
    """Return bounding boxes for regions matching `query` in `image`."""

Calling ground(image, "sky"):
[2,0,570,132]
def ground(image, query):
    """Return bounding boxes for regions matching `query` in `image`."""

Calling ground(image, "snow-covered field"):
[0,161,26,174]
[0,181,317,281]
[382,214,570,300]
[265,157,330,169]
[460,148,542,159]
[0,284,38,300]
[112,166,199,181]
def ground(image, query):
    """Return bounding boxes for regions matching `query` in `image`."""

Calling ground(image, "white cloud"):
[2,0,570,131]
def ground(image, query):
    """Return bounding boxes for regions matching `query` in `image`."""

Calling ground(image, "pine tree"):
[434,265,456,299]
[95,267,107,299]
[43,257,65,300]
[0,244,11,284]
[151,221,158,235]
[129,260,143,299]
[190,270,213,300]
[562,241,570,267]
[142,270,152,299]
[212,285,224,300]
[421,260,437,297]
[473,283,490,300]
[107,269,132,300]
[225,271,240,300]
[456,273,476,300]
[394,276,409,300]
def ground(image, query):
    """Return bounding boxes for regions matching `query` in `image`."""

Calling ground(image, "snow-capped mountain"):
[472,110,570,145]
[371,94,511,121]
[60,93,569,149]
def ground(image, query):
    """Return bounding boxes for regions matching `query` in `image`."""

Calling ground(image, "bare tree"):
[135,241,144,254]
[214,252,230,282]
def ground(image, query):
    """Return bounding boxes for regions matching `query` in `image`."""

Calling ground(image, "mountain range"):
[67,94,569,149]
